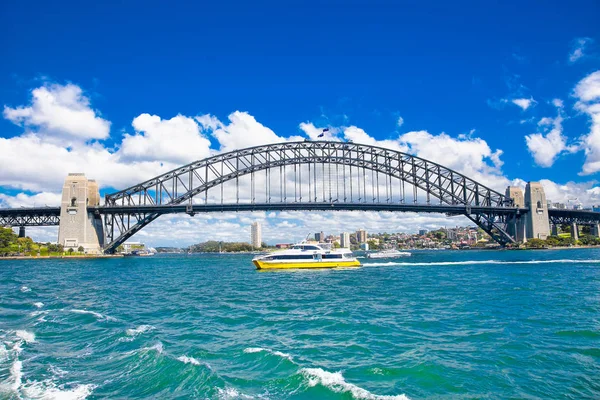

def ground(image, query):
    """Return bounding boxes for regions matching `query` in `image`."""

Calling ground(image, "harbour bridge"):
[1,141,599,253]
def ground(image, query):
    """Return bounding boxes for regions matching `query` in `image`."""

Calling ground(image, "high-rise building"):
[251,222,262,248]
[418,229,428,236]
[340,232,350,248]
[315,231,325,242]
[356,229,367,243]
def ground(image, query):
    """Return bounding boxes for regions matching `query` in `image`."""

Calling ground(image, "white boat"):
[252,241,360,270]
[366,249,411,259]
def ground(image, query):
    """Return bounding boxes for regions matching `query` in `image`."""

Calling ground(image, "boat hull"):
[253,259,361,270]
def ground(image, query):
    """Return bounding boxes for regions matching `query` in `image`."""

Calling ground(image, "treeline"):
[187,241,264,253]
[524,235,600,249]
[0,227,84,257]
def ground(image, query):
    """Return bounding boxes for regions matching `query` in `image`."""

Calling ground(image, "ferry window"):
[323,254,343,259]
[303,245,319,250]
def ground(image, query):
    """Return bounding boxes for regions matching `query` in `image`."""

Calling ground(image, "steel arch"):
[102,140,515,252]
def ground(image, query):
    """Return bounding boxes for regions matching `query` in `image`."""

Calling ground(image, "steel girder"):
[102,141,516,252]
[0,207,61,227]
[548,209,600,225]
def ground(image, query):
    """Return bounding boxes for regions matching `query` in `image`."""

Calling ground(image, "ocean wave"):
[21,380,96,400]
[301,368,409,400]
[243,347,292,361]
[15,330,35,343]
[216,386,253,399]
[126,324,155,337]
[364,259,600,267]
[177,355,202,366]
[20,286,31,293]
[69,309,117,322]
[33,302,44,308]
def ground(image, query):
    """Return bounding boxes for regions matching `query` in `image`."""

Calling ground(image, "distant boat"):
[124,250,155,257]
[366,249,411,259]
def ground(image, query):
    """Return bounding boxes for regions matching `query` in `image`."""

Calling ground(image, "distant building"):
[275,243,291,249]
[418,229,428,236]
[122,242,145,254]
[356,229,367,243]
[340,232,350,248]
[315,231,325,242]
[360,243,369,251]
[251,222,262,248]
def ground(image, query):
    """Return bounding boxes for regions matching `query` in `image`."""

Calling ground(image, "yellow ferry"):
[252,242,360,270]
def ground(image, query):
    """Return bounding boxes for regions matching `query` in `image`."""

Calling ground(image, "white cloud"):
[396,130,507,190]
[569,37,593,63]
[200,111,301,152]
[552,98,564,108]
[511,98,535,111]
[343,126,407,152]
[525,115,577,167]
[574,70,600,175]
[120,114,212,164]
[397,116,404,127]
[3,83,110,142]
[0,192,62,208]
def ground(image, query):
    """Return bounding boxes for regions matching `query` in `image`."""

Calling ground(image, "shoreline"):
[0,254,124,260]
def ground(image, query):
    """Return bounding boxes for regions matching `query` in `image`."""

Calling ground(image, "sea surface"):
[1,249,599,399]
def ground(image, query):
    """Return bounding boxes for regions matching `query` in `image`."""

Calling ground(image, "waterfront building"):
[122,242,146,254]
[340,232,350,248]
[356,229,367,243]
[251,222,262,248]
[315,231,325,242]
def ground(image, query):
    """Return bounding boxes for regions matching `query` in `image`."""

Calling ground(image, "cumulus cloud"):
[299,122,340,141]
[397,116,404,127]
[574,70,600,175]
[3,83,110,142]
[525,114,577,167]
[511,97,535,111]
[569,37,593,63]
[199,111,301,152]
[120,114,212,164]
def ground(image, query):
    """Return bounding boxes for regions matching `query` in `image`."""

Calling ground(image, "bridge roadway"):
[3,204,600,227]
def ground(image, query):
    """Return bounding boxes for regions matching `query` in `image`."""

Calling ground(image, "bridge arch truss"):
[102,141,516,252]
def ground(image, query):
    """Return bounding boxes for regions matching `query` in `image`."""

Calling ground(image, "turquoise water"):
[1,249,599,399]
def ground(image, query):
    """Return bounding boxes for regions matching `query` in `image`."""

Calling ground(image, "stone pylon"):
[505,186,526,242]
[524,182,550,240]
[57,174,104,254]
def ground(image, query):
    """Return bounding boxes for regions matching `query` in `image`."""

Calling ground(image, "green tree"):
[78,245,85,253]
[68,247,74,255]
[0,227,18,255]
[367,239,379,250]
[525,238,545,249]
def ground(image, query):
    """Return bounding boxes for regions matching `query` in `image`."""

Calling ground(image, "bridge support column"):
[18,226,25,238]
[524,182,550,240]
[57,174,104,254]
[505,186,526,242]
[593,224,600,238]
[571,222,579,241]
[551,224,558,236]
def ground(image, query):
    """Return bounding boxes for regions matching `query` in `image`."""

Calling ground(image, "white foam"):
[216,387,253,399]
[16,330,35,343]
[243,347,292,361]
[364,259,600,267]
[147,342,163,354]
[20,286,31,293]
[177,355,201,365]
[0,344,8,362]
[21,381,96,400]
[10,360,22,391]
[69,309,116,322]
[126,325,155,337]
[302,368,410,400]
[33,302,44,308]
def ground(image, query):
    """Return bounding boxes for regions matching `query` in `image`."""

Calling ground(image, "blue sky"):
[1,1,600,245]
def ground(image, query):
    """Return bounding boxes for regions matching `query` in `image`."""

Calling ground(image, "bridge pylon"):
[505,186,526,242]
[57,173,104,254]
[524,182,550,240]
